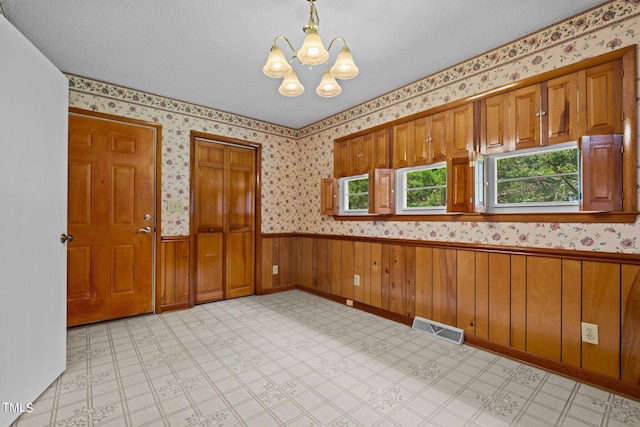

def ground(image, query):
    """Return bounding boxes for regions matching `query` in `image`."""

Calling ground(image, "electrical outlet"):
[581,322,599,345]
[346,299,354,307]
[272,265,278,275]
[354,274,360,286]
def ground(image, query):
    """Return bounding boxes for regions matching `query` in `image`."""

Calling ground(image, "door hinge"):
[621,146,624,154]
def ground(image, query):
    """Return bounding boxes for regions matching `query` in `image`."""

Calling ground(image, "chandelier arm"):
[326,37,348,53]
[273,35,298,56]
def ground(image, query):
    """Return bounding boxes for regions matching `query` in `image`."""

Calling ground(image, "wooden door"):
[482,93,511,154]
[430,110,451,163]
[581,60,623,135]
[451,103,474,157]
[192,138,256,303]
[412,117,430,166]
[392,121,414,168]
[67,113,155,327]
[546,73,578,145]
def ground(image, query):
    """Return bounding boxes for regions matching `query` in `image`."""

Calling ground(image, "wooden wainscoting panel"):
[159,237,190,311]
[475,252,489,340]
[261,237,273,291]
[388,245,407,316]
[621,264,640,384]
[369,243,383,308]
[341,241,356,300]
[406,246,416,319]
[331,240,342,296]
[381,244,391,311]
[561,259,582,367]
[314,238,332,293]
[432,248,457,326]
[456,250,476,336]
[274,237,292,287]
[489,253,511,346]
[415,247,433,320]
[510,255,527,351]
[526,257,562,361]
[298,237,314,288]
[354,241,366,303]
[582,261,620,378]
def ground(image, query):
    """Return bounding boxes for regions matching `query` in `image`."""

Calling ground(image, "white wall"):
[0,15,68,427]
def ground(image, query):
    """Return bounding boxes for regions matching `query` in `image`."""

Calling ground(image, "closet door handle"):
[137,226,152,234]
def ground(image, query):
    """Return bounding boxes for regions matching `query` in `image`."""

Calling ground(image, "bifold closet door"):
[192,139,255,303]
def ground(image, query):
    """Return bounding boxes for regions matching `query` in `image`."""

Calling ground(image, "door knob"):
[60,233,73,244]
[137,226,152,234]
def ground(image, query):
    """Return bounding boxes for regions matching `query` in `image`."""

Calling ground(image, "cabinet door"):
[430,110,451,163]
[369,168,395,215]
[448,152,485,213]
[413,117,430,166]
[393,121,414,168]
[546,73,578,145]
[372,128,391,168]
[320,178,339,215]
[348,136,370,175]
[581,60,623,135]
[451,103,474,157]
[482,93,511,154]
[581,134,622,211]
[334,140,349,177]
[510,84,541,150]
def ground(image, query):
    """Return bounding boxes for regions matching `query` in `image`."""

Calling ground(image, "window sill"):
[332,211,639,224]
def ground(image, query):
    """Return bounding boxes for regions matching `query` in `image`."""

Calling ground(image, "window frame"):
[486,142,581,213]
[338,174,370,216]
[395,162,448,215]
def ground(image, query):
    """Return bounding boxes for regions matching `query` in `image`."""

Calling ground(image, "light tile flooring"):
[11,290,640,427]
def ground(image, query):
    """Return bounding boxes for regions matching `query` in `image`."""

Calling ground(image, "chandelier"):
[262,0,359,98]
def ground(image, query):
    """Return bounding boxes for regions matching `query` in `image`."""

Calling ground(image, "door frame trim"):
[69,107,163,314]
[189,131,263,306]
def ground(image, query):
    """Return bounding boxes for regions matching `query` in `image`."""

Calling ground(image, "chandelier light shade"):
[263,45,293,78]
[316,70,341,97]
[330,46,359,79]
[279,70,305,97]
[262,0,358,98]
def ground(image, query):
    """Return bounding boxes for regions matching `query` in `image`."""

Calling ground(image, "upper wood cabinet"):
[334,139,349,177]
[510,84,542,150]
[546,73,579,145]
[336,129,391,177]
[430,110,451,163]
[371,128,392,169]
[580,60,623,135]
[450,103,476,158]
[392,121,414,169]
[482,93,511,154]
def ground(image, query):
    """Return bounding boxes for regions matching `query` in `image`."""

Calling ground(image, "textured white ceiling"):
[2,0,606,129]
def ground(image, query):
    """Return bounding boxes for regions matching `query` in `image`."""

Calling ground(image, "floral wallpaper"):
[69,0,640,254]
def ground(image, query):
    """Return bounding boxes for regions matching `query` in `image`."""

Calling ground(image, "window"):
[487,142,580,213]
[339,174,369,215]
[396,163,447,214]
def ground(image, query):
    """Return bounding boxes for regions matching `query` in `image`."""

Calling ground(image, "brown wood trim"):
[622,46,637,211]
[257,285,296,295]
[332,212,639,224]
[261,233,640,265]
[159,302,191,313]
[69,108,164,315]
[335,46,636,142]
[189,131,263,303]
[464,335,640,401]
[296,286,413,326]
[161,235,190,242]
[261,233,298,239]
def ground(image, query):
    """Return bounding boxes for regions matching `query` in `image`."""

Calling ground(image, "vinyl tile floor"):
[11,290,640,427]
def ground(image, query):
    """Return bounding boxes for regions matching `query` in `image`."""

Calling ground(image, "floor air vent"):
[412,316,464,345]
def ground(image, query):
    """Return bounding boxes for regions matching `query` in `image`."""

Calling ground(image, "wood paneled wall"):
[260,233,640,398]
[158,236,190,311]
[158,233,640,397]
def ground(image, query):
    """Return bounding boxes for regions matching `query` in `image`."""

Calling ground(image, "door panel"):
[192,138,256,303]
[67,114,155,326]
[196,233,224,302]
